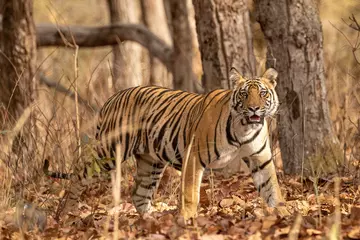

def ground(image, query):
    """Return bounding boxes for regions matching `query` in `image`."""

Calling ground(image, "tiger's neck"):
[230,113,266,145]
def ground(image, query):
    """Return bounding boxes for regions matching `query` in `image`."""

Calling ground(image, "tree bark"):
[107,0,143,89]
[254,0,338,175]
[141,0,173,88]
[0,0,36,159]
[192,0,256,176]
[107,0,123,90]
[193,0,256,91]
[168,0,194,92]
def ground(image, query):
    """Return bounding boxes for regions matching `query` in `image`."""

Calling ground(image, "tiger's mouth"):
[246,115,264,124]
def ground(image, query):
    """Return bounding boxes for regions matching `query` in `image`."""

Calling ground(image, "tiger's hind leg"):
[132,154,166,214]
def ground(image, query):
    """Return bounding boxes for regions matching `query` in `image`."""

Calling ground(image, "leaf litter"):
[1,171,360,239]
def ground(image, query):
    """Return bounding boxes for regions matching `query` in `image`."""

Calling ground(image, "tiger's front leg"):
[247,152,289,216]
[180,155,205,220]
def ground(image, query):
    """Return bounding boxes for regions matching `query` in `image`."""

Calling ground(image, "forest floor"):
[1,169,360,239]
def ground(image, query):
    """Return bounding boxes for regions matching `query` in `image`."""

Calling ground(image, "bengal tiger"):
[45,67,288,219]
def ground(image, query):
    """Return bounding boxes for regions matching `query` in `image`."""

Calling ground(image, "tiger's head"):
[230,68,279,124]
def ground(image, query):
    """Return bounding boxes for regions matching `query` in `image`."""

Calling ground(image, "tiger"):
[45,67,288,219]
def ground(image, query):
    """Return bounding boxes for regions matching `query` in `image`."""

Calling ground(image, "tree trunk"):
[106,0,122,91]
[192,0,256,176]
[254,0,339,175]
[193,0,256,92]
[141,0,173,88]
[168,0,194,92]
[107,0,143,90]
[0,0,36,160]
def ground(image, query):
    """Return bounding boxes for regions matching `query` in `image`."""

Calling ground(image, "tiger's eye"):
[260,90,267,97]
[240,91,248,98]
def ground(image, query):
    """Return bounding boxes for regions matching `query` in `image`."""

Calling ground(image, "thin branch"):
[39,73,98,112]
[36,23,173,71]
[346,14,360,31]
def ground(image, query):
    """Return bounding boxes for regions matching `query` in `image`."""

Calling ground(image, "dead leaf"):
[306,228,322,236]
[232,195,246,208]
[248,231,262,240]
[351,206,360,221]
[219,198,234,208]
[197,216,213,227]
[262,215,278,230]
[288,200,310,215]
[228,225,245,235]
[288,178,302,188]
[274,226,290,238]
[148,233,167,240]
[248,221,262,234]
[207,225,221,234]
[348,228,360,239]
[253,208,265,218]
[200,234,225,240]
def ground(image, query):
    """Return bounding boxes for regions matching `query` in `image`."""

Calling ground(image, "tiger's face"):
[230,68,279,124]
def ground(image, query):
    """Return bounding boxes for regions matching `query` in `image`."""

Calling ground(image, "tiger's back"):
[96,86,210,169]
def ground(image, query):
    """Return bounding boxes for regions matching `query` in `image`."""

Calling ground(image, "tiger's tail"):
[43,159,73,180]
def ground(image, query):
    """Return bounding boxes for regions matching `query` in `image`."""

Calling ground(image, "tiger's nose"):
[248,106,259,112]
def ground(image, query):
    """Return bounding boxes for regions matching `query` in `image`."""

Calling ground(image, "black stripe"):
[136,202,149,208]
[161,148,172,164]
[127,88,147,156]
[133,198,146,203]
[135,193,152,200]
[199,158,207,168]
[150,92,186,131]
[114,87,138,147]
[168,94,198,138]
[152,162,164,169]
[266,193,273,203]
[103,161,116,171]
[193,91,226,131]
[143,87,164,98]
[213,104,227,160]
[241,119,247,126]
[197,143,207,168]
[250,139,267,156]
[182,96,201,147]
[123,133,130,161]
[155,94,194,159]
[136,154,152,166]
[252,158,272,174]
[243,157,250,169]
[172,163,182,171]
[167,94,198,154]
[137,174,161,180]
[151,108,167,126]
[151,170,163,175]
[147,91,182,125]
[241,128,262,145]
[226,115,240,147]
[139,182,157,189]
[257,177,271,192]
[206,135,211,163]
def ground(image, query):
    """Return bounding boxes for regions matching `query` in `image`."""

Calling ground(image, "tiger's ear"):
[262,68,278,87]
[229,67,246,86]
